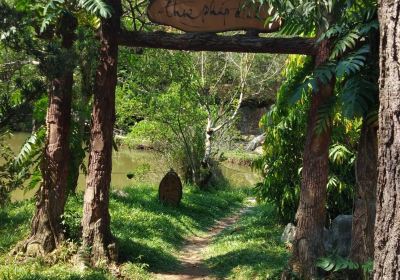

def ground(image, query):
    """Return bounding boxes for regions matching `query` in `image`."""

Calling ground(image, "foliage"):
[317,254,373,279]
[0,128,46,205]
[254,54,360,223]
[117,48,206,183]
[253,0,378,224]
[253,55,311,223]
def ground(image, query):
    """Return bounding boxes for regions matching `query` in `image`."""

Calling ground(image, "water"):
[6,132,260,201]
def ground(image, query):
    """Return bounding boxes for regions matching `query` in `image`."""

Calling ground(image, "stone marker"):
[281,223,296,244]
[159,169,183,206]
[282,215,353,257]
[324,215,353,257]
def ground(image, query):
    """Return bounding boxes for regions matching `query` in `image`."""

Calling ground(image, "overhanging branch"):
[118,30,317,55]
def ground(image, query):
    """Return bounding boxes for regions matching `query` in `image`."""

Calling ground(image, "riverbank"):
[0,184,287,279]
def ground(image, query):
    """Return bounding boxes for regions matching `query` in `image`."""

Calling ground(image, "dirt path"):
[153,199,255,280]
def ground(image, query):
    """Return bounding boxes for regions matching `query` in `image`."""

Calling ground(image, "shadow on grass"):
[118,238,181,272]
[55,184,246,273]
[1,184,246,277]
[204,203,289,279]
[206,248,287,279]
[109,185,246,272]
[8,272,109,280]
[0,201,33,253]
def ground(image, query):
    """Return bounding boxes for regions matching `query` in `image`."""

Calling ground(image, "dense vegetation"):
[0,0,399,279]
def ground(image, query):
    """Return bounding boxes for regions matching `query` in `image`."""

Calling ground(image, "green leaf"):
[78,0,112,18]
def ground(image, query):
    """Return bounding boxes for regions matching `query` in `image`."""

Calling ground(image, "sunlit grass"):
[203,203,289,280]
[0,184,247,279]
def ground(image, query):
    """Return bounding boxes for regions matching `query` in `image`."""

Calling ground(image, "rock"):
[281,223,296,244]
[245,133,266,151]
[254,146,263,155]
[281,215,352,257]
[158,169,183,207]
[325,215,353,256]
[113,189,129,198]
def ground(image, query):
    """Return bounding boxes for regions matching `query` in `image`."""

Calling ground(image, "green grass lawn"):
[0,185,288,279]
[203,203,289,280]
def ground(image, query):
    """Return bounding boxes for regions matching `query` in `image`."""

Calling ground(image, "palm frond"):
[335,45,370,78]
[314,97,336,135]
[78,0,112,18]
[329,143,353,165]
[340,75,377,119]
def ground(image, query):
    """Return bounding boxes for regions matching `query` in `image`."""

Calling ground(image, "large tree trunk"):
[81,0,121,265]
[349,120,377,265]
[374,0,400,278]
[23,15,77,255]
[291,39,334,278]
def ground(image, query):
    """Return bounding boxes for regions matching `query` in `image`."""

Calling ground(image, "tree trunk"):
[374,0,400,278]
[81,0,121,265]
[23,15,77,255]
[349,120,377,265]
[202,118,213,167]
[291,39,334,278]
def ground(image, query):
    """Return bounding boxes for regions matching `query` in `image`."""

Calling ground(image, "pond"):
[7,132,260,201]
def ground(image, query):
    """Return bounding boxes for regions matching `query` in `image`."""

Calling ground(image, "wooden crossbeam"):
[118,30,317,55]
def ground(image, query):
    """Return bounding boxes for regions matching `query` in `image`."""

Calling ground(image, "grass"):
[0,184,248,279]
[223,150,260,166]
[203,203,289,280]
[0,185,289,279]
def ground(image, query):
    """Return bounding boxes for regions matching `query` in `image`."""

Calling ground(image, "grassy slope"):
[0,185,289,280]
[204,203,289,280]
[0,185,247,279]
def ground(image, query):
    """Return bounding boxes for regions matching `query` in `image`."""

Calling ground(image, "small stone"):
[281,223,296,244]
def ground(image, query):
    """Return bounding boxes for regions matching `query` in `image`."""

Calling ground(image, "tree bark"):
[202,118,213,167]
[291,39,334,278]
[349,120,377,265]
[81,0,121,265]
[23,15,77,255]
[374,0,400,278]
[118,30,317,55]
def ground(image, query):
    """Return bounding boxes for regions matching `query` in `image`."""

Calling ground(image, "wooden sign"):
[147,0,281,33]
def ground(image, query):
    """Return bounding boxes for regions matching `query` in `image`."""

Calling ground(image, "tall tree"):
[24,13,77,254]
[349,121,377,264]
[374,0,400,277]
[81,0,120,264]
[291,38,334,277]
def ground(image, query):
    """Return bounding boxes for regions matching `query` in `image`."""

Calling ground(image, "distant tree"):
[195,52,283,187]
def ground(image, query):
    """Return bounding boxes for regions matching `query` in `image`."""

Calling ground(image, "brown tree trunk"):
[291,39,334,278]
[349,120,377,265]
[23,15,77,255]
[374,0,400,278]
[81,0,121,265]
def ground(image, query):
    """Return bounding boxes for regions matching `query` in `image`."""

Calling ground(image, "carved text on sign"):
[148,0,281,33]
